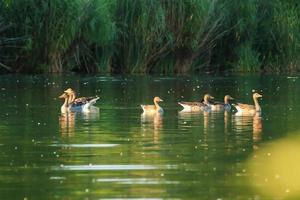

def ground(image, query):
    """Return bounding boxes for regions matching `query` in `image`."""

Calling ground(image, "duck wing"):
[211,101,225,106]
[235,103,255,110]
[141,105,156,109]
[178,101,205,106]
[71,96,99,107]
[74,96,96,103]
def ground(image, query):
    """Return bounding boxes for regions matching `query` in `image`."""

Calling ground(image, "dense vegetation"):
[0,0,299,74]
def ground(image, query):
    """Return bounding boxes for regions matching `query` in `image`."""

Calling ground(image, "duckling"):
[232,93,262,116]
[210,95,234,111]
[178,94,214,112]
[141,97,163,114]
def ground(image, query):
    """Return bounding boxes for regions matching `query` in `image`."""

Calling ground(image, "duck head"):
[203,94,214,103]
[64,88,75,95]
[224,95,234,102]
[59,93,69,99]
[154,96,163,103]
[253,93,262,99]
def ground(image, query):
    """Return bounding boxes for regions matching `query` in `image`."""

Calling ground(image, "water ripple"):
[96,178,179,185]
[52,164,177,171]
[49,144,119,148]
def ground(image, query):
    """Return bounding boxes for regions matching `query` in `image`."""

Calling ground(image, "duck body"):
[210,95,234,111]
[178,102,208,112]
[232,93,262,116]
[68,96,99,113]
[141,97,163,114]
[210,102,226,111]
[178,94,214,112]
[60,88,99,113]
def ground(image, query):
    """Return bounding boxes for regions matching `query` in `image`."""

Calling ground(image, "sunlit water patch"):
[247,134,300,199]
[49,144,119,148]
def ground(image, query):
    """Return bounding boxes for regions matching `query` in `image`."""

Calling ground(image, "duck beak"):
[210,96,214,99]
[59,93,65,99]
[159,99,164,102]
[64,88,73,93]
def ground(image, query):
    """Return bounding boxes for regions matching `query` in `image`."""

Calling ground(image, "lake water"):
[0,74,299,199]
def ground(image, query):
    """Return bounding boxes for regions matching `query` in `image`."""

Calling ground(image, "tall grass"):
[0,0,299,73]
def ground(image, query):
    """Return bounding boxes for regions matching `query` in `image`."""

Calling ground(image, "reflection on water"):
[141,113,163,144]
[253,114,262,143]
[178,111,202,128]
[52,164,177,171]
[0,74,299,199]
[232,113,263,149]
[59,112,76,136]
[59,107,100,136]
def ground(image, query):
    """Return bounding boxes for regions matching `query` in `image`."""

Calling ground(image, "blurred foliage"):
[0,0,299,73]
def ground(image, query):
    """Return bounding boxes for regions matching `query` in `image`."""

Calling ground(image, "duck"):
[178,94,214,112]
[64,88,98,105]
[232,93,262,116]
[59,91,99,113]
[141,97,164,114]
[210,95,234,111]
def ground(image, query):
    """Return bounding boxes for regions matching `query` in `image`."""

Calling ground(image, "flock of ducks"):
[141,93,262,116]
[59,88,263,117]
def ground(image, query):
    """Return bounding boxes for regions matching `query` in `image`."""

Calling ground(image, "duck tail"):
[89,96,99,105]
[140,105,146,112]
[178,102,192,112]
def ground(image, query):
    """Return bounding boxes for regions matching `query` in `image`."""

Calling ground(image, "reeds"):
[0,0,299,73]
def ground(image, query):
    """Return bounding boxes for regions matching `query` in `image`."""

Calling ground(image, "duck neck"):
[69,93,76,103]
[154,100,161,110]
[63,97,68,107]
[224,97,229,105]
[253,96,261,111]
[61,97,69,113]
[204,97,210,104]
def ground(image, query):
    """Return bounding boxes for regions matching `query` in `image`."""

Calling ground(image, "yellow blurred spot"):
[247,135,300,198]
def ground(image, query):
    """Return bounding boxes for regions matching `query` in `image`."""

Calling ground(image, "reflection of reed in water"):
[141,113,163,144]
[59,112,75,136]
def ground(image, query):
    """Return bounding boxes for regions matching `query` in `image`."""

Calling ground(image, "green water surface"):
[0,74,299,200]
